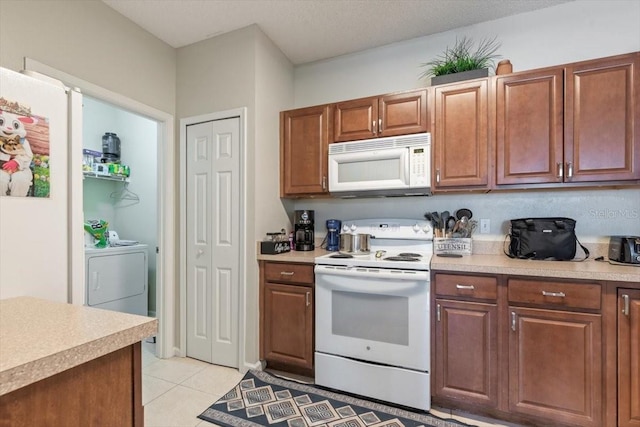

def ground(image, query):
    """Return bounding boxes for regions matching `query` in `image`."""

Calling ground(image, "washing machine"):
[85,244,148,316]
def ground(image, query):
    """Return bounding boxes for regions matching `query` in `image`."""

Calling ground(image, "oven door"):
[314,265,430,371]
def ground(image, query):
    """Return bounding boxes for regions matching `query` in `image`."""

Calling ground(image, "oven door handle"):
[314,265,429,281]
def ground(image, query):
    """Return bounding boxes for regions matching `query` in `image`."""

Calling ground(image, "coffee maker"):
[294,210,315,251]
[326,219,341,251]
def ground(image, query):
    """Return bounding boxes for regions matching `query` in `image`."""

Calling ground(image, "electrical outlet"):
[480,219,490,234]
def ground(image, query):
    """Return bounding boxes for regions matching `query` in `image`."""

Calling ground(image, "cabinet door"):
[619,289,640,427]
[263,283,313,372]
[565,53,640,182]
[280,105,331,196]
[509,307,602,426]
[333,97,378,142]
[496,68,564,184]
[433,79,489,190]
[434,299,498,407]
[379,90,428,137]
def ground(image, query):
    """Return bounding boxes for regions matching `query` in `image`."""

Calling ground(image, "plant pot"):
[430,68,489,86]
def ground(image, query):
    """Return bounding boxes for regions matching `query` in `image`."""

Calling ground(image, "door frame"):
[179,109,247,369]
[24,58,177,359]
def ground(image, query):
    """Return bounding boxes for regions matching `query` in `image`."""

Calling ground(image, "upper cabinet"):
[333,89,428,142]
[496,52,639,186]
[432,79,490,191]
[565,53,639,182]
[495,67,564,184]
[280,105,332,197]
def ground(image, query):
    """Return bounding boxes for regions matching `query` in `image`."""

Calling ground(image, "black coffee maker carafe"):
[294,210,315,251]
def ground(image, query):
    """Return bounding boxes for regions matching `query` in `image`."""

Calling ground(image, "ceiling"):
[102,0,571,65]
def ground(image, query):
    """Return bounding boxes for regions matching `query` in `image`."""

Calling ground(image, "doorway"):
[181,109,247,369]
[24,58,177,359]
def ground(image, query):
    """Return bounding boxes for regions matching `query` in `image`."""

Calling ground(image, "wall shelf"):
[82,171,130,182]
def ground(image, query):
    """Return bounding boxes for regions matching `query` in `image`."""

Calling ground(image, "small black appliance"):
[102,132,121,162]
[326,219,341,252]
[294,210,315,251]
[609,236,640,265]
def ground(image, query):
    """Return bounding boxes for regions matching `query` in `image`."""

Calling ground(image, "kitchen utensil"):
[431,211,441,228]
[339,233,371,254]
[447,217,456,232]
[456,208,473,220]
[441,211,450,230]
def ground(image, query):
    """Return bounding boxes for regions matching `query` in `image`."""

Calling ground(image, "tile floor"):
[141,342,524,427]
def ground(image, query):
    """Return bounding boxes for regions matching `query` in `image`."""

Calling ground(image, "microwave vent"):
[329,132,430,154]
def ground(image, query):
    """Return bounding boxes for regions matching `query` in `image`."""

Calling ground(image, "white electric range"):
[314,218,433,411]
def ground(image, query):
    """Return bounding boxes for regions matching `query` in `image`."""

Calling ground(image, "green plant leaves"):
[420,36,501,79]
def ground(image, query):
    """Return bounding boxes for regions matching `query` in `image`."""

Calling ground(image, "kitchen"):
[1,1,639,426]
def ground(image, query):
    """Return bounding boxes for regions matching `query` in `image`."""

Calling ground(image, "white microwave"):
[328,132,431,197]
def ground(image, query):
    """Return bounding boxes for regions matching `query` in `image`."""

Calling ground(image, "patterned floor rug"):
[199,370,473,427]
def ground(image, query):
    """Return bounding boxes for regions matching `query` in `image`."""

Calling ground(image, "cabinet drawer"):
[508,279,601,310]
[264,262,314,285]
[435,274,497,300]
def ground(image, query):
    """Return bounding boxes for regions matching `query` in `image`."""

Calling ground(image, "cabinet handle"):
[622,294,630,316]
[437,304,441,322]
[556,162,563,179]
[436,169,440,184]
[379,118,382,132]
[566,162,573,179]
[306,291,311,307]
[280,271,295,276]
[542,291,566,298]
[456,284,475,290]
[372,120,377,135]
[322,175,327,190]
[511,312,516,331]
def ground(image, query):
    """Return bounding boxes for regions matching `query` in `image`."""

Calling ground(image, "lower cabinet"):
[432,272,612,427]
[433,273,498,407]
[259,261,314,377]
[618,288,640,427]
[509,307,602,426]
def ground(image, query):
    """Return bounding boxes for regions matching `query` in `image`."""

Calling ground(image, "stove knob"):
[422,224,430,233]
[350,224,357,232]
[342,224,350,232]
[413,223,420,232]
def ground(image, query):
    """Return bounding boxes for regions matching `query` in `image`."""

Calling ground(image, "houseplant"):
[420,36,501,85]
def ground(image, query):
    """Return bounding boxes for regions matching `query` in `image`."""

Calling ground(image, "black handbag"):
[505,217,589,261]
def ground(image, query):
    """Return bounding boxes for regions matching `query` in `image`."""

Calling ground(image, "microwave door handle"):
[405,148,411,184]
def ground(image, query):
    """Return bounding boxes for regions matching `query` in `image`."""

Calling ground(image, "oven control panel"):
[341,218,433,239]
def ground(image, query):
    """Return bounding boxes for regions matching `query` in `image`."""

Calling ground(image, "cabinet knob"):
[322,176,327,190]
[542,290,566,298]
[456,284,475,291]
[622,294,630,316]
[436,169,441,184]
[372,120,377,135]
[280,271,295,276]
[556,162,563,179]
[511,312,517,331]
[566,162,573,179]
[306,291,311,307]
[379,118,382,133]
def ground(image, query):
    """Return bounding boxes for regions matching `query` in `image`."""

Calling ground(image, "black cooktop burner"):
[330,253,353,258]
[384,256,421,262]
[398,252,422,258]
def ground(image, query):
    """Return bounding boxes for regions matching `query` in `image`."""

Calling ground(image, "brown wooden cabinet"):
[259,261,314,376]
[508,278,602,427]
[432,79,490,191]
[433,273,498,408]
[0,343,143,427]
[496,67,564,184]
[280,105,332,197]
[618,288,640,427]
[496,52,640,186]
[333,89,427,142]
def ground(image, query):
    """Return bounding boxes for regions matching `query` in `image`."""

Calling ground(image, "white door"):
[186,117,240,367]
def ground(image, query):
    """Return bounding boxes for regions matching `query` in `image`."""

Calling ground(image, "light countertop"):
[0,297,157,396]
[256,241,639,283]
[431,254,640,283]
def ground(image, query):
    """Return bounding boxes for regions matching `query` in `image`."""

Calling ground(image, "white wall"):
[177,25,295,367]
[292,0,640,243]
